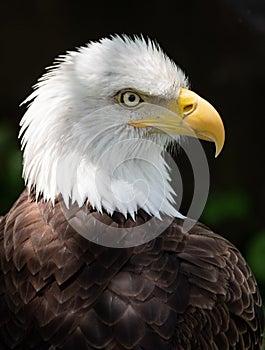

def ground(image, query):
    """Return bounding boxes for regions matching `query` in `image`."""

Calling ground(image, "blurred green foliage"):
[0,122,24,215]
[247,230,265,285]
[202,190,251,226]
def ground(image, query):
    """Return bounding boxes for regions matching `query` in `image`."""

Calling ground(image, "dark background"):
[1,1,265,300]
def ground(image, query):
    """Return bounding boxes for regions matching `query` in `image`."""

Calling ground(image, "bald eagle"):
[0,36,264,349]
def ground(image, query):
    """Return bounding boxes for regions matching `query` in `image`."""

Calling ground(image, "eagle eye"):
[118,91,143,108]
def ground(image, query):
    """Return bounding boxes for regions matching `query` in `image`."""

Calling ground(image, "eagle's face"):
[20,36,224,218]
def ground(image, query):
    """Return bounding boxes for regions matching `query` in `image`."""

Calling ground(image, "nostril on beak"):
[183,103,196,116]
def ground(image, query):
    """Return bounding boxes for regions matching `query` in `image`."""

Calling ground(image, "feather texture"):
[19,36,188,219]
[0,190,263,349]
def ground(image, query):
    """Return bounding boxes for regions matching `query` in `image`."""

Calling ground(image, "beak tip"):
[215,150,220,158]
[214,139,225,158]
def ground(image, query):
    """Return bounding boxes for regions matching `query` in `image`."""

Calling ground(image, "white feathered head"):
[20,35,224,219]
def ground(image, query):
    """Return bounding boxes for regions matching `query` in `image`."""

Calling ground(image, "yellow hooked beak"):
[128,88,225,157]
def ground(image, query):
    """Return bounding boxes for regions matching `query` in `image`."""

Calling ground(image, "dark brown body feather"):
[0,190,264,349]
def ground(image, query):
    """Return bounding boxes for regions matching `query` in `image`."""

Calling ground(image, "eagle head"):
[20,35,224,219]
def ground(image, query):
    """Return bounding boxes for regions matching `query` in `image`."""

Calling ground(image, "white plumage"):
[20,36,189,219]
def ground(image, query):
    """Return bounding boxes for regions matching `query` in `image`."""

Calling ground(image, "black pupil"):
[128,94,136,102]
